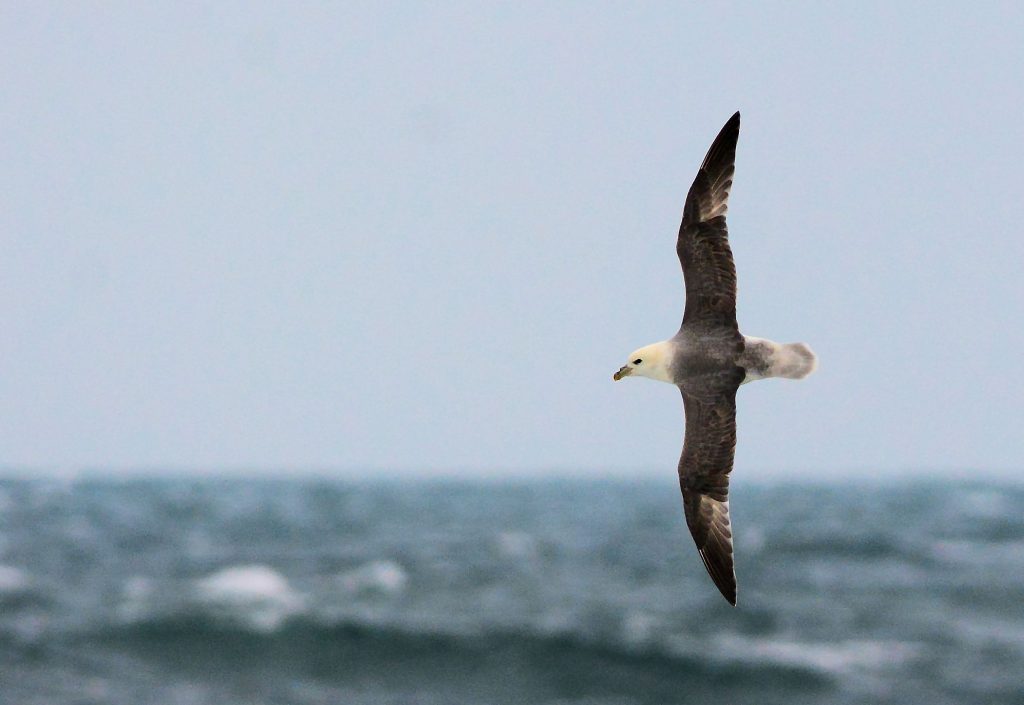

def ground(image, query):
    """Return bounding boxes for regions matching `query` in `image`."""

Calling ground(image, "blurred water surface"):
[0,477,1022,704]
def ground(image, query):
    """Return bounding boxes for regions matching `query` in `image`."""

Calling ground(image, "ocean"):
[0,477,1021,705]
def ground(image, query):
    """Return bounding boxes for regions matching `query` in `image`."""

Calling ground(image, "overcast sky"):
[2,3,1022,478]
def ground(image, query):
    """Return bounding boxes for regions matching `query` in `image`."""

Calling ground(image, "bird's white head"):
[613,341,674,383]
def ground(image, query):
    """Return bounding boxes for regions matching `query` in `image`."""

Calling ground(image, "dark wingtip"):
[719,111,740,134]
[697,112,741,174]
[718,580,737,606]
[723,111,740,136]
[698,547,738,606]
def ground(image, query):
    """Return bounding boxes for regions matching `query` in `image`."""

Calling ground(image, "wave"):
[337,559,408,595]
[59,615,833,702]
[0,565,30,594]
[193,564,304,631]
[770,533,908,560]
[710,634,919,674]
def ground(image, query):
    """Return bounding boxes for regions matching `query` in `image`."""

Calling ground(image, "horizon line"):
[0,464,1020,484]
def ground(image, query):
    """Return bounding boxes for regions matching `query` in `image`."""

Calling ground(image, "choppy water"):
[0,477,1022,705]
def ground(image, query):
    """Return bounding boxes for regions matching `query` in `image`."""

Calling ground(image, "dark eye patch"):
[633,359,643,365]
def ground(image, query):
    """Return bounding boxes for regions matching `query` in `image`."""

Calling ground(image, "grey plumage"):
[614,112,816,605]
[677,112,741,332]
[647,111,815,606]
[671,111,745,606]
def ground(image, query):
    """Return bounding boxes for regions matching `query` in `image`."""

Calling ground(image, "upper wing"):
[678,367,744,605]
[677,112,740,329]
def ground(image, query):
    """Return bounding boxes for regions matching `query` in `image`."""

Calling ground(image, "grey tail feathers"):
[774,342,818,379]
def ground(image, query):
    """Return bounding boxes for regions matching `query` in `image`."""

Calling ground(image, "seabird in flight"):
[613,112,817,605]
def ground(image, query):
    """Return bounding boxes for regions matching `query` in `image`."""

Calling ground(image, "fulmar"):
[613,112,817,605]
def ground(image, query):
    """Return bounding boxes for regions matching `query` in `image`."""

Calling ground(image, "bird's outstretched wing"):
[677,112,740,329]
[678,367,745,605]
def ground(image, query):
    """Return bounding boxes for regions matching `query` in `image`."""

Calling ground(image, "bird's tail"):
[772,342,818,379]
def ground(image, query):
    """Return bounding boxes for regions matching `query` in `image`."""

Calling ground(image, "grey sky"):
[2,3,1022,477]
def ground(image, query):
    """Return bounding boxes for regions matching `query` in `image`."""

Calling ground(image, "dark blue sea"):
[0,477,1022,705]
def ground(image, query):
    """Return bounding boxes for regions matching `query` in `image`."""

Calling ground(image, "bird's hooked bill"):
[613,366,632,381]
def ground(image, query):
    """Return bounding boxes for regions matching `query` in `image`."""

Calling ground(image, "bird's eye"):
[633,358,643,365]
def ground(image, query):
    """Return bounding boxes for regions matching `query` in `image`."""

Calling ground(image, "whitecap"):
[116,576,155,621]
[710,634,919,675]
[739,526,765,553]
[960,490,1011,518]
[496,531,537,559]
[338,560,408,596]
[621,611,658,645]
[951,616,1024,650]
[0,564,30,594]
[194,564,303,631]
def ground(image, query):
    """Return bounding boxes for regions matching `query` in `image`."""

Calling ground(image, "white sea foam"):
[952,616,1024,650]
[496,531,538,559]
[116,576,154,621]
[338,560,408,595]
[711,634,919,674]
[0,564,30,594]
[194,565,303,631]
[960,490,1011,518]
[621,611,657,645]
[739,526,765,553]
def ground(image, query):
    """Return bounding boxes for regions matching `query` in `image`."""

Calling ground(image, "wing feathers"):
[678,369,743,606]
[684,111,738,225]
[678,112,741,328]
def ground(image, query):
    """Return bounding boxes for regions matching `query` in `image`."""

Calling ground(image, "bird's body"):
[613,112,816,605]
[628,334,816,386]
